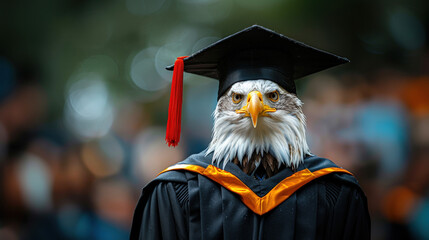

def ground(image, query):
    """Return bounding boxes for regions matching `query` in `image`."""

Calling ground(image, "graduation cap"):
[165,25,349,147]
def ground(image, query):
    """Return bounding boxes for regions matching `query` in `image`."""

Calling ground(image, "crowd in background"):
[1,0,429,239]
[0,56,428,240]
[303,70,429,240]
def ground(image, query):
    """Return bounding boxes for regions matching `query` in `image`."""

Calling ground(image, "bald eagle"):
[130,26,370,240]
[207,80,310,176]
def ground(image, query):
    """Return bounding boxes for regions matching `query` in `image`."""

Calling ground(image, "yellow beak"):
[235,91,276,128]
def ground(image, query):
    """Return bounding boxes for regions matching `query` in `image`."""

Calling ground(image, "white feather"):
[206,80,311,169]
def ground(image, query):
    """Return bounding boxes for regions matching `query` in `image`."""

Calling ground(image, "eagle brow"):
[265,88,279,93]
[231,90,246,95]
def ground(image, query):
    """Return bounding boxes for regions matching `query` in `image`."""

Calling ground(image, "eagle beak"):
[236,91,276,128]
[247,91,263,128]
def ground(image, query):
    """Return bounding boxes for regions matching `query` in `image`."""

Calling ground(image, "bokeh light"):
[130,47,167,91]
[81,135,125,178]
[65,73,114,139]
[388,8,426,50]
[17,154,52,211]
[132,127,184,183]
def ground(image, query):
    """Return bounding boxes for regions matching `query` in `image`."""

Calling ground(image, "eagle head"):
[206,80,310,174]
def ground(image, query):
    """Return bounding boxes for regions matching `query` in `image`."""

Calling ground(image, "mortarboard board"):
[165,25,349,147]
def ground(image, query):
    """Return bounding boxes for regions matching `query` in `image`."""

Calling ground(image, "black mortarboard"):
[166,25,349,98]
[165,25,349,147]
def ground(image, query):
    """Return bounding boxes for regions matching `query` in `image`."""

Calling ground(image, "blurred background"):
[0,0,428,239]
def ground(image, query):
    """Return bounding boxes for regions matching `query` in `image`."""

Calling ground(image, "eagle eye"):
[232,92,243,103]
[267,90,279,102]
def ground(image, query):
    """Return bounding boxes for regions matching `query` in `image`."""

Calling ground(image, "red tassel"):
[166,56,188,147]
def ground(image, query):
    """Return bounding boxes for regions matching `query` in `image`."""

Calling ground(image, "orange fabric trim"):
[159,164,352,215]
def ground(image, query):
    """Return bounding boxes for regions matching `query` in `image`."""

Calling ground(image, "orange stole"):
[159,164,353,215]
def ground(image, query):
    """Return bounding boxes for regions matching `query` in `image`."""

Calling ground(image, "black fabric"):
[325,179,342,207]
[130,151,371,240]
[172,183,189,210]
[220,67,294,98]
[165,25,349,98]
[217,49,295,97]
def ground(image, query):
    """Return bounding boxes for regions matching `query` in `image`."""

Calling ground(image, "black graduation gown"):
[130,151,370,240]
